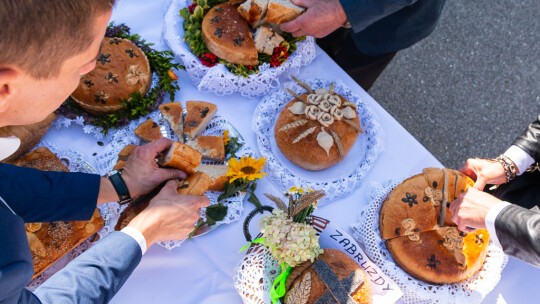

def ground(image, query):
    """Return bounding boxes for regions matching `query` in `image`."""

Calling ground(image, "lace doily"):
[27,142,117,290]
[352,180,509,304]
[94,109,256,250]
[162,0,317,98]
[234,245,282,304]
[252,78,384,205]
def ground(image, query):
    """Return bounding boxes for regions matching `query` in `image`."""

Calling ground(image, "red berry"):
[188,3,197,14]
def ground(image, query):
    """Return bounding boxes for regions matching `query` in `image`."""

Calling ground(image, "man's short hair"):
[0,0,116,79]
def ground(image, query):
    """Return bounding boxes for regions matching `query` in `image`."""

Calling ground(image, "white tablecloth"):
[41,1,540,303]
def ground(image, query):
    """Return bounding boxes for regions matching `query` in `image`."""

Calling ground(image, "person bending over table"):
[280,0,446,90]
[0,1,209,303]
[449,114,540,268]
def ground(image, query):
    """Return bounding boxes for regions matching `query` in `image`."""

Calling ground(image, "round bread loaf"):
[274,92,361,171]
[284,249,372,304]
[202,2,258,66]
[379,168,490,284]
[71,37,151,115]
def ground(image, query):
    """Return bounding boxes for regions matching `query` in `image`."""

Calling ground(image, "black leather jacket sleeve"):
[495,204,540,268]
[512,114,540,162]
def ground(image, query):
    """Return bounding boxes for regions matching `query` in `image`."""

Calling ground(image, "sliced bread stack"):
[235,0,302,55]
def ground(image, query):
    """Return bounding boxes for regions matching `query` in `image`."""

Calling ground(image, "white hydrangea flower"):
[259,209,323,267]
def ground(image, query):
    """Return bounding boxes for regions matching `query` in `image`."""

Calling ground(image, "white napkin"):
[0,136,21,161]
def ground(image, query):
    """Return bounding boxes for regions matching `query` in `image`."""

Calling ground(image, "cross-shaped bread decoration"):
[274,77,363,171]
[285,249,372,304]
[379,168,490,284]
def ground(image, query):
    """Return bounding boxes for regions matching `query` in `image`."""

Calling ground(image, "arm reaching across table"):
[451,114,540,268]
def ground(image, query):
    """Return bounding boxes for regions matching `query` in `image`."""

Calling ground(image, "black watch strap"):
[107,170,132,205]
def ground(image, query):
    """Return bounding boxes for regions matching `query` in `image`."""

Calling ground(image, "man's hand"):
[459,158,507,191]
[121,138,186,198]
[127,180,210,248]
[449,187,502,232]
[280,0,347,38]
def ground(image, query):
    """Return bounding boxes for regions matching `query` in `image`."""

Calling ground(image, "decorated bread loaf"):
[379,168,490,284]
[285,249,372,304]
[274,84,362,171]
[202,2,258,66]
[12,147,103,279]
[71,37,151,115]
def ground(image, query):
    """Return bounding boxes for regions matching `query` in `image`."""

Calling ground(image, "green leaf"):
[205,203,228,225]
[180,8,190,19]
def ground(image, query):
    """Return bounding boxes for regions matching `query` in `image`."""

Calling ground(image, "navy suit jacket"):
[340,0,446,55]
[0,164,141,303]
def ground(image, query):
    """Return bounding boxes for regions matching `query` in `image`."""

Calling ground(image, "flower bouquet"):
[234,188,402,304]
[162,0,316,97]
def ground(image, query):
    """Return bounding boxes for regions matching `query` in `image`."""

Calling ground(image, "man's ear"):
[0,67,18,113]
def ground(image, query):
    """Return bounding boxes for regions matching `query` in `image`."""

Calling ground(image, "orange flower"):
[168,70,178,80]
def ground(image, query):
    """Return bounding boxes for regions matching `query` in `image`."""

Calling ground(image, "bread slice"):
[159,102,184,143]
[195,164,230,191]
[112,145,138,170]
[158,141,202,174]
[238,0,269,28]
[12,147,69,172]
[202,2,259,66]
[134,118,162,143]
[186,135,225,162]
[254,26,284,55]
[266,0,304,24]
[177,171,213,195]
[184,101,218,140]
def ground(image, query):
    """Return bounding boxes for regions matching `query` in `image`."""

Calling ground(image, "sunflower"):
[227,156,267,183]
[223,130,231,146]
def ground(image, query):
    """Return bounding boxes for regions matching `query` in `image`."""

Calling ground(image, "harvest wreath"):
[56,23,183,134]
[180,0,305,77]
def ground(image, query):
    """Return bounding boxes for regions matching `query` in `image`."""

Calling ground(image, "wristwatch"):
[106,170,133,205]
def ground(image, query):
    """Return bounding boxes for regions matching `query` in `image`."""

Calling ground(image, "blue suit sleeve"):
[0,164,99,223]
[339,0,418,33]
[0,203,42,303]
[34,232,142,304]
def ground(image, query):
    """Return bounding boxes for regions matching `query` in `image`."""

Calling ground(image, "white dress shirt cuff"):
[121,227,147,255]
[485,201,511,248]
[504,145,535,176]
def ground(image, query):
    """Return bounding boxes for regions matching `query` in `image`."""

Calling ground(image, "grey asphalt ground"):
[369,0,540,169]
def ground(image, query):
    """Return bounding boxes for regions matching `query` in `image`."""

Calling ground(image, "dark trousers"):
[489,166,540,210]
[317,28,397,91]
